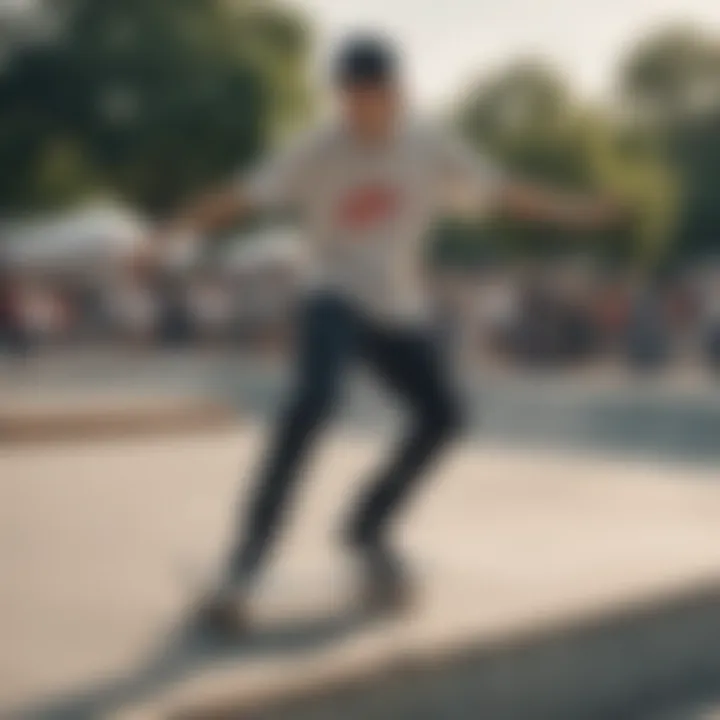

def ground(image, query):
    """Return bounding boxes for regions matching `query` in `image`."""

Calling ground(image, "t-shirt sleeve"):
[432,131,507,212]
[239,132,318,210]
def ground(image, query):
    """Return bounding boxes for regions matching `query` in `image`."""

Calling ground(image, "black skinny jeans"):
[230,293,463,579]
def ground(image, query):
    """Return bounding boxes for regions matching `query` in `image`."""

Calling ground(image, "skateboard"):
[193,571,416,637]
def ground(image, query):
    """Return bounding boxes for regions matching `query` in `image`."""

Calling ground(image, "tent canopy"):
[1,203,147,271]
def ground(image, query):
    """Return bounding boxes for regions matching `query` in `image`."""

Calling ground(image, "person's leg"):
[345,324,463,549]
[228,294,358,585]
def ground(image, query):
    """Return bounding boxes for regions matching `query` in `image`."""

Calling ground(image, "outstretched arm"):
[166,186,253,239]
[497,181,621,231]
[134,185,254,268]
[436,132,622,232]
[134,132,317,268]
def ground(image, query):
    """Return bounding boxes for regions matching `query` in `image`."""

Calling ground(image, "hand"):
[500,184,627,231]
[564,197,626,231]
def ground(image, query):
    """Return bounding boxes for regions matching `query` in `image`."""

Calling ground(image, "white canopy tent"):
[0,203,147,273]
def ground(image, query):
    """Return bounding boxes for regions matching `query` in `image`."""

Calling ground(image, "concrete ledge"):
[171,582,720,720]
[0,394,236,444]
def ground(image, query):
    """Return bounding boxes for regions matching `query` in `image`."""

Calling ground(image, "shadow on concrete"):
[11,604,375,720]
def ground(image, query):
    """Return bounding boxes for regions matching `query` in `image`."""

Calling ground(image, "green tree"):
[454,59,677,265]
[0,0,312,214]
[620,25,720,259]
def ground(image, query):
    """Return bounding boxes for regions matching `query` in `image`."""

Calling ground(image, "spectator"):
[625,280,670,371]
[0,269,28,358]
[108,270,158,345]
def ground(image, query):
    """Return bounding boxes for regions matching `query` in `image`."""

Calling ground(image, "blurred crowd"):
[0,263,297,355]
[452,264,720,371]
[2,258,720,373]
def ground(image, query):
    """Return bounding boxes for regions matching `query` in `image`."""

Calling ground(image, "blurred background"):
[2,2,720,719]
[0,0,719,379]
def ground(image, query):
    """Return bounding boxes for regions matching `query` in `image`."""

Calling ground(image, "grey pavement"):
[2,350,720,464]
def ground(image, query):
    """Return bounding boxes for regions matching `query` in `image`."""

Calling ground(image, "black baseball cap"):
[334,33,398,87]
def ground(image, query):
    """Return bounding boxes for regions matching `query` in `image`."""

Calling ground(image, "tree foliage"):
[455,59,678,265]
[620,25,720,260]
[1,8,717,265]
[0,0,312,214]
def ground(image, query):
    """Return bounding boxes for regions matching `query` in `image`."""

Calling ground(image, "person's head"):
[333,33,402,140]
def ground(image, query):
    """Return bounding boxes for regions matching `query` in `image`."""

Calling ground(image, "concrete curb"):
[168,581,720,720]
[0,399,237,444]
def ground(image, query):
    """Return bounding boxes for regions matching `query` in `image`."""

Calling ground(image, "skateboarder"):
[140,33,618,624]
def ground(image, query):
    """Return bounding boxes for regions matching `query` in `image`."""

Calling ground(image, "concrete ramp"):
[1,429,719,719]
[165,582,720,720]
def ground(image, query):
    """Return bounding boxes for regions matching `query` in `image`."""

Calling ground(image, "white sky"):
[295,0,720,107]
[4,0,720,106]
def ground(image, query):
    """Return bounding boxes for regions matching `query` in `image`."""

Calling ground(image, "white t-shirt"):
[241,120,504,324]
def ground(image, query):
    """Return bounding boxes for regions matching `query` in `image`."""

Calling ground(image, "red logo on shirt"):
[336,185,400,231]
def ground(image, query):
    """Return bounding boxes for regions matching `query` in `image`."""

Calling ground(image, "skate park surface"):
[3,412,720,719]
